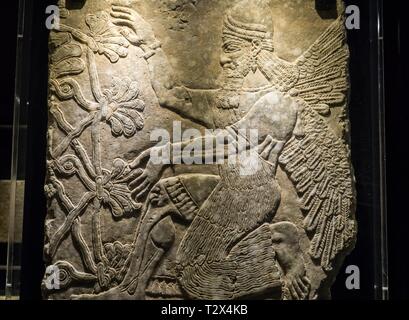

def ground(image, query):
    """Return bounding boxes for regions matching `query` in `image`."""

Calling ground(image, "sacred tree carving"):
[43,0,356,300]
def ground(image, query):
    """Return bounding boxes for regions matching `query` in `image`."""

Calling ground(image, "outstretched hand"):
[110,5,156,47]
[121,146,168,200]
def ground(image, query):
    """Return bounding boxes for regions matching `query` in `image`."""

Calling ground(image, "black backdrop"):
[0,0,407,300]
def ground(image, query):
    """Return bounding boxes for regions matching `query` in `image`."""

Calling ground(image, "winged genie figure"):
[71,0,357,300]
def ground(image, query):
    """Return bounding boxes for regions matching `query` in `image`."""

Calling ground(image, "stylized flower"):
[49,32,85,79]
[85,11,130,63]
[104,241,132,268]
[102,77,145,138]
[97,158,142,218]
[50,68,145,138]
[92,240,133,291]
[52,155,141,219]
[100,175,141,218]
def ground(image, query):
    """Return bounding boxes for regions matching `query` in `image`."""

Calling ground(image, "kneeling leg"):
[127,216,176,298]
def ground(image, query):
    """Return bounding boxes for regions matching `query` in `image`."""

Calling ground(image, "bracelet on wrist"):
[143,40,162,60]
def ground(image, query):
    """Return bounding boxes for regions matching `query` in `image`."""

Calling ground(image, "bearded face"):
[218,12,275,90]
[219,37,253,80]
[218,31,299,93]
[217,12,299,93]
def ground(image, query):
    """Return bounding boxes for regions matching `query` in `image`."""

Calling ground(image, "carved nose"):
[220,54,232,67]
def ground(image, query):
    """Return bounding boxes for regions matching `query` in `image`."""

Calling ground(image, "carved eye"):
[223,43,241,53]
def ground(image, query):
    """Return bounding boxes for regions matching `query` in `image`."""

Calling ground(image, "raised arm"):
[110,5,214,127]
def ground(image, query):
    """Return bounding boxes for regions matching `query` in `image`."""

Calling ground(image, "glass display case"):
[1,0,29,299]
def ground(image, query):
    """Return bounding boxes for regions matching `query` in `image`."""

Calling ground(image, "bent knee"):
[150,216,175,250]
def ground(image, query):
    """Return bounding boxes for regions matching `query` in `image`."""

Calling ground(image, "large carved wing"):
[293,15,349,116]
[278,16,357,271]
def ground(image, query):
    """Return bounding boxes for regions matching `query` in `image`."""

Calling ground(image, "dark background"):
[0,0,407,300]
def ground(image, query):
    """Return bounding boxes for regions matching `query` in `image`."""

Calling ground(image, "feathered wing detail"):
[278,16,357,271]
[293,15,350,116]
[279,108,356,271]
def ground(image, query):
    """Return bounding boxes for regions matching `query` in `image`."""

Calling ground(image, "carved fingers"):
[149,184,169,207]
[129,172,156,199]
[127,160,166,200]
[258,135,285,164]
[287,275,311,300]
[128,148,152,170]
[258,135,276,159]
[130,172,151,199]
[111,5,136,21]
[110,5,156,46]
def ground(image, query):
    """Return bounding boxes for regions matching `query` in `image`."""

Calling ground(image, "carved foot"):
[270,221,311,300]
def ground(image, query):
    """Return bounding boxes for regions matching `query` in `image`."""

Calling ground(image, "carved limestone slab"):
[43,0,357,300]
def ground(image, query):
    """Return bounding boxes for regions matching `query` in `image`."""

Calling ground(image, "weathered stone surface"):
[43,0,356,299]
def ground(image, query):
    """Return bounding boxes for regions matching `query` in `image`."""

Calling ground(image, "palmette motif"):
[43,0,356,300]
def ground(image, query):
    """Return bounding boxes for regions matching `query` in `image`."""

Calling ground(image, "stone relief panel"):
[43,0,357,300]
